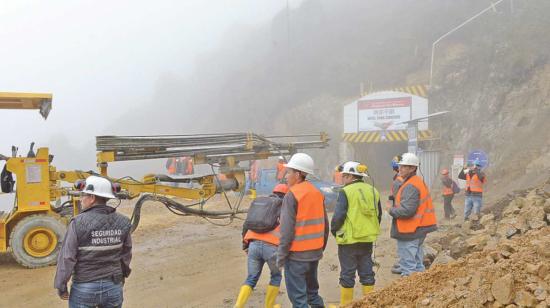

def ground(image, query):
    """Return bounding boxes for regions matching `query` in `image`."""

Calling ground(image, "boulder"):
[432,251,456,265]
[533,240,550,258]
[534,288,547,301]
[514,290,537,307]
[450,239,468,259]
[491,274,515,305]
[423,245,438,265]
[481,213,495,226]
[466,234,490,251]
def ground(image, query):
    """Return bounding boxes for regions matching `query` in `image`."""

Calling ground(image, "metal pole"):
[429,0,507,87]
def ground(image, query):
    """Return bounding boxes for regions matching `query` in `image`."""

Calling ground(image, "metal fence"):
[418,150,440,189]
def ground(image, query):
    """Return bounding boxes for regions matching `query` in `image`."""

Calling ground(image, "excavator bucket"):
[0,92,53,119]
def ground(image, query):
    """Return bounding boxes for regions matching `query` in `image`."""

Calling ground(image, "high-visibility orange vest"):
[466,173,485,193]
[185,158,194,175]
[289,181,325,252]
[167,158,176,175]
[277,163,286,181]
[442,177,453,196]
[395,175,437,234]
[442,185,453,196]
[244,226,281,246]
[391,174,404,196]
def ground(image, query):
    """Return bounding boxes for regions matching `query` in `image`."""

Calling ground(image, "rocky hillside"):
[353,180,550,307]
[429,1,550,199]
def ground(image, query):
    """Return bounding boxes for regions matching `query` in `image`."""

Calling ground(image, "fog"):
[1,0,301,175]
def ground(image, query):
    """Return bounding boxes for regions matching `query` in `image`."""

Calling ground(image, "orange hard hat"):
[441,169,449,175]
[273,184,289,194]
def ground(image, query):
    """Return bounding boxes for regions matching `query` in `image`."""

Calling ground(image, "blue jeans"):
[69,279,123,308]
[337,243,375,287]
[464,195,483,220]
[244,240,282,287]
[397,236,426,277]
[284,260,324,308]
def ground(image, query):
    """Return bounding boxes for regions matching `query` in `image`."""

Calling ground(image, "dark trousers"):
[443,194,455,218]
[284,259,324,308]
[337,242,375,288]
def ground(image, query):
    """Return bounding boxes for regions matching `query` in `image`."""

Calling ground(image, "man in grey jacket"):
[54,176,132,307]
[386,153,437,277]
[276,153,329,308]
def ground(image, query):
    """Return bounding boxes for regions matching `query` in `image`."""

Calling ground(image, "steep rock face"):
[429,2,550,199]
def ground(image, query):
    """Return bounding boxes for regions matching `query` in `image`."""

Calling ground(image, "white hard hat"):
[398,153,420,167]
[341,161,368,177]
[284,153,314,175]
[82,176,116,199]
[278,156,285,160]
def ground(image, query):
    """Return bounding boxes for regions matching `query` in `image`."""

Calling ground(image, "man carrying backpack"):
[234,184,288,308]
[330,161,381,307]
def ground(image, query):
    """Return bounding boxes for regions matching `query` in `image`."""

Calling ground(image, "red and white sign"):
[357,97,411,131]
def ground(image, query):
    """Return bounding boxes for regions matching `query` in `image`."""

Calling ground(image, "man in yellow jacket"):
[330,161,381,306]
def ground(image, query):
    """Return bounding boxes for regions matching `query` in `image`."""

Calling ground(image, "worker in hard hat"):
[276,156,287,183]
[54,176,132,307]
[440,169,457,219]
[386,153,437,277]
[276,153,328,308]
[458,160,486,221]
[234,184,288,308]
[330,161,381,306]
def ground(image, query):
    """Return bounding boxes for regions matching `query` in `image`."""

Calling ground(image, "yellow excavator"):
[1,92,330,268]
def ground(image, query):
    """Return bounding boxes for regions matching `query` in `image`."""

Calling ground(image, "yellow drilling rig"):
[0,92,330,268]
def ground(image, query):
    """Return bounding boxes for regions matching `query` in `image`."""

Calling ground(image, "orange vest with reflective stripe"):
[395,175,437,234]
[244,226,280,246]
[277,163,286,180]
[289,181,325,252]
[466,173,484,193]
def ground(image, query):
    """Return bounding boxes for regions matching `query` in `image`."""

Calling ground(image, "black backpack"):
[1,165,15,193]
[244,195,282,233]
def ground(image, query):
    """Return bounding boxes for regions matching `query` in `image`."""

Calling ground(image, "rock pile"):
[424,185,550,266]
[353,227,549,307]
[352,182,550,308]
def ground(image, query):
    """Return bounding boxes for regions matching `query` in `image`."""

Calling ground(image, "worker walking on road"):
[277,153,329,308]
[386,153,437,277]
[458,160,486,221]
[54,176,132,308]
[440,169,457,220]
[330,161,381,306]
[234,184,288,308]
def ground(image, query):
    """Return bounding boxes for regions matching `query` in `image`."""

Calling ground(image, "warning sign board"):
[357,97,411,131]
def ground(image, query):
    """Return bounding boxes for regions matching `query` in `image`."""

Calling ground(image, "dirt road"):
[0,192,459,307]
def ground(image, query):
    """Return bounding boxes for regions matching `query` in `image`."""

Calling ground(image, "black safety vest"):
[73,205,131,283]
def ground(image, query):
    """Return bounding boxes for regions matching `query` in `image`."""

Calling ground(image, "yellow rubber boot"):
[264,285,280,308]
[234,285,253,308]
[340,287,354,306]
[362,285,374,295]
